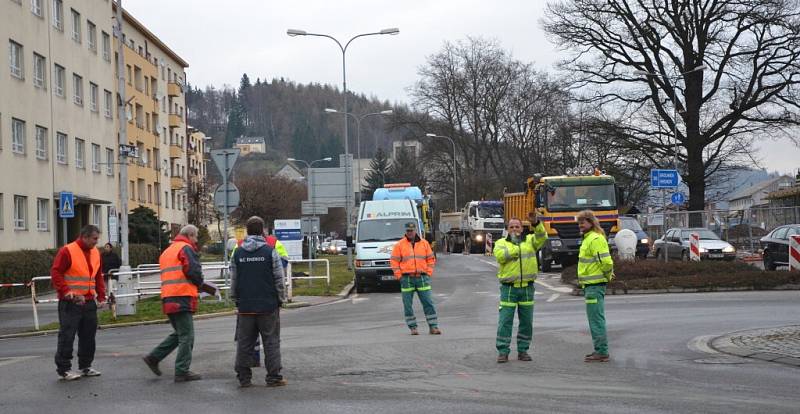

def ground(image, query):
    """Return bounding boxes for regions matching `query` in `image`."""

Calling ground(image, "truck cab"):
[354,199,420,293]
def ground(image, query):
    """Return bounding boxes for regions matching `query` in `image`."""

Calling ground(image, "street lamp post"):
[634,64,705,263]
[426,133,458,212]
[288,157,332,260]
[288,27,399,270]
[325,108,393,202]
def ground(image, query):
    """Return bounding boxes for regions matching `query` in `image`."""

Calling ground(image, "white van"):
[354,199,420,293]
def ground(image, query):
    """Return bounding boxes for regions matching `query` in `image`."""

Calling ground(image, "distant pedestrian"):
[390,222,441,335]
[100,243,121,285]
[51,225,106,381]
[142,225,204,382]
[230,216,287,388]
[485,233,494,256]
[576,210,614,362]
[492,213,546,363]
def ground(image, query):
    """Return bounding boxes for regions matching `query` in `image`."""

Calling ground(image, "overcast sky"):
[125,0,798,176]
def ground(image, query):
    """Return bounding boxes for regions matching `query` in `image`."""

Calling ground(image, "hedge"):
[0,243,161,301]
[561,259,800,292]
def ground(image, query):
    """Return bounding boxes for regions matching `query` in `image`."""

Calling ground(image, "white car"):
[653,228,736,261]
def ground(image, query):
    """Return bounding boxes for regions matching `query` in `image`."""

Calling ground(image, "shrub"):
[561,259,800,291]
[128,243,161,267]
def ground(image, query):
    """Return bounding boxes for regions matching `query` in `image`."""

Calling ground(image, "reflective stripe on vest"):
[159,241,198,298]
[64,242,98,297]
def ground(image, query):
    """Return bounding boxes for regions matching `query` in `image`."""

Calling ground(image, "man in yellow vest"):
[51,225,106,381]
[493,213,546,363]
[142,225,205,382]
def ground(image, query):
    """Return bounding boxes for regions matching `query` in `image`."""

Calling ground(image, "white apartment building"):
[1,0,117,250]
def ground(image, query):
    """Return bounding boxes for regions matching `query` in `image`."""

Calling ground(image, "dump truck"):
[504,169,621,271]
[440,201,505,254]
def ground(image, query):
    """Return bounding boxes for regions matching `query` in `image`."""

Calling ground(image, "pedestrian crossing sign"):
[59,192,74,218]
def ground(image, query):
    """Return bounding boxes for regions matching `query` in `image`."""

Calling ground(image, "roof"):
[114,3,190,68]
[727,175,792,201]
[235,136,266,145]
[766,185,800,200]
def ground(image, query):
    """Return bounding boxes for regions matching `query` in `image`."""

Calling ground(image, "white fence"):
[25,258,330,330]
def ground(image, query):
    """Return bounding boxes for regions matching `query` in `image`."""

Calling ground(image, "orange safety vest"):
[159,241,198,298]
[390,237,435,279]
[64,242,99,297]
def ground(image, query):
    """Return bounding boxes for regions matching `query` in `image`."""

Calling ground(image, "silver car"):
[653,228,736,261]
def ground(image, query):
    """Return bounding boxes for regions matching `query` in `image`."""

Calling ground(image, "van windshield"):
[357,219,414,242]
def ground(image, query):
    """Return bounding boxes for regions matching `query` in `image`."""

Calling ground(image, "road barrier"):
[690,232,701,261]
[25,258,330,330]
[790,235,800,272]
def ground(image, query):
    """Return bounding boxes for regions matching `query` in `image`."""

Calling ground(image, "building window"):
[154,183,160,206]
[12,118,25,154]
[103,89,112,118]
[0,193,3,230]
[53,63,65,97]
[105,147,114,175]
[33,53,46,88]
[35,125,47,160]
[31,0,42,17]
[9,40,24,79]
[92,205,101,229]
[75,138,84,168]
[129,180,135,201]
[91,143,100,172]
[101,31,110,61]
[87,21,96,52]
[89,82,98,112]
[70,9,81,43]
[72,73,83,106]
[52,0,63,30]
[14,195,27,230]
[36,198,48,231]
[56,132,67,164]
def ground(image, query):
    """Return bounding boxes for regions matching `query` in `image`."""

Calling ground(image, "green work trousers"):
[400,275,438,329]
[149,311,195,375]
[584,284,608,355]
[496,283,534,355]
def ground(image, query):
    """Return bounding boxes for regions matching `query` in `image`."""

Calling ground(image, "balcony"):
[169,144,183,159]
[169,113,182,128]
[170,175,184,190]
[167,81,182,97]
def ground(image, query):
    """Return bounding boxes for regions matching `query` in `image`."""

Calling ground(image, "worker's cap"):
[404,222,417,231]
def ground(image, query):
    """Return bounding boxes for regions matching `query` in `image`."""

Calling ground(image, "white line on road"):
[547,293,560,302]
[687,335,721,355]
[0,356,37,368]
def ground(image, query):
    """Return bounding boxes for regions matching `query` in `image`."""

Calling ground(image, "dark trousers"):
[149,311,195,375]
[55,300,98,374]
[235,311,282,382]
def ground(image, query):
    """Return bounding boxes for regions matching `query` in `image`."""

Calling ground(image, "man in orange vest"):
[142,225,204,383]
[51,225,106,381]
[390,222,441,335]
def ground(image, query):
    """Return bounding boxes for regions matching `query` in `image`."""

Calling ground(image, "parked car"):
[653,228,736,261]
[319,241,331,254]
[760,224,800,271]
[619,216,650,258]
[327,240,347,255]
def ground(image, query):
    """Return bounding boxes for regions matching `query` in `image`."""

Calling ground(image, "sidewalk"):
[711,325,800,367]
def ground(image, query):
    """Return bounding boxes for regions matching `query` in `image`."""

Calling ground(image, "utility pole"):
[114,0,129,266]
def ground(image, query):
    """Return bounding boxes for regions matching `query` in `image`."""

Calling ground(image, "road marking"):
[478,259,498,268]
[547,293,560,302]
[687,335,721,355]
[0,356,37,368]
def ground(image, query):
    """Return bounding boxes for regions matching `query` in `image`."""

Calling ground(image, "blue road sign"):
[650,169,680,188]
[59,192,75,218]
[671,192,686,205]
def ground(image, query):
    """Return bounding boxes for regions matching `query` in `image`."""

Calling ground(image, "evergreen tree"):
[128,206,170,249]
[390,147,427,191]
[362,148,392,200]
[238,73,252,129]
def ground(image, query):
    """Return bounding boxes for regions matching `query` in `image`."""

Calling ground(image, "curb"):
[0,285,356,340]
[569,284,800,296]
[709,325,800,367]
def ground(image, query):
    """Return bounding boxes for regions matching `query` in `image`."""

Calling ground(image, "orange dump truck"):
[504,171,621,271]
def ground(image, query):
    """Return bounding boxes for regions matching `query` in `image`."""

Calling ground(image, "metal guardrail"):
[25,258,331,330]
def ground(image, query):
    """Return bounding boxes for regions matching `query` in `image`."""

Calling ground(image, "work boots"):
[584,353,610,362]
[410,327,419,335]
[174,371,202,383]
[497,354,509,363]
[517,352,532,362]
[429,327,442,335]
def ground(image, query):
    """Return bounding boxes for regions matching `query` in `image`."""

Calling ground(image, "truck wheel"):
[541,259,552,273]
[354,277,365,294]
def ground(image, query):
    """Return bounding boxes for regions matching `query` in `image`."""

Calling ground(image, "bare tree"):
[234,173,306,229]
[543,0,800,223]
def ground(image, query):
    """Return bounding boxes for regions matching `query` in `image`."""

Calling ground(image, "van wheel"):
[541,259,552,273]
[354,278,365,294]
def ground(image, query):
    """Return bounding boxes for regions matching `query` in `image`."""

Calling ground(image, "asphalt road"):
[0,254,798,413]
